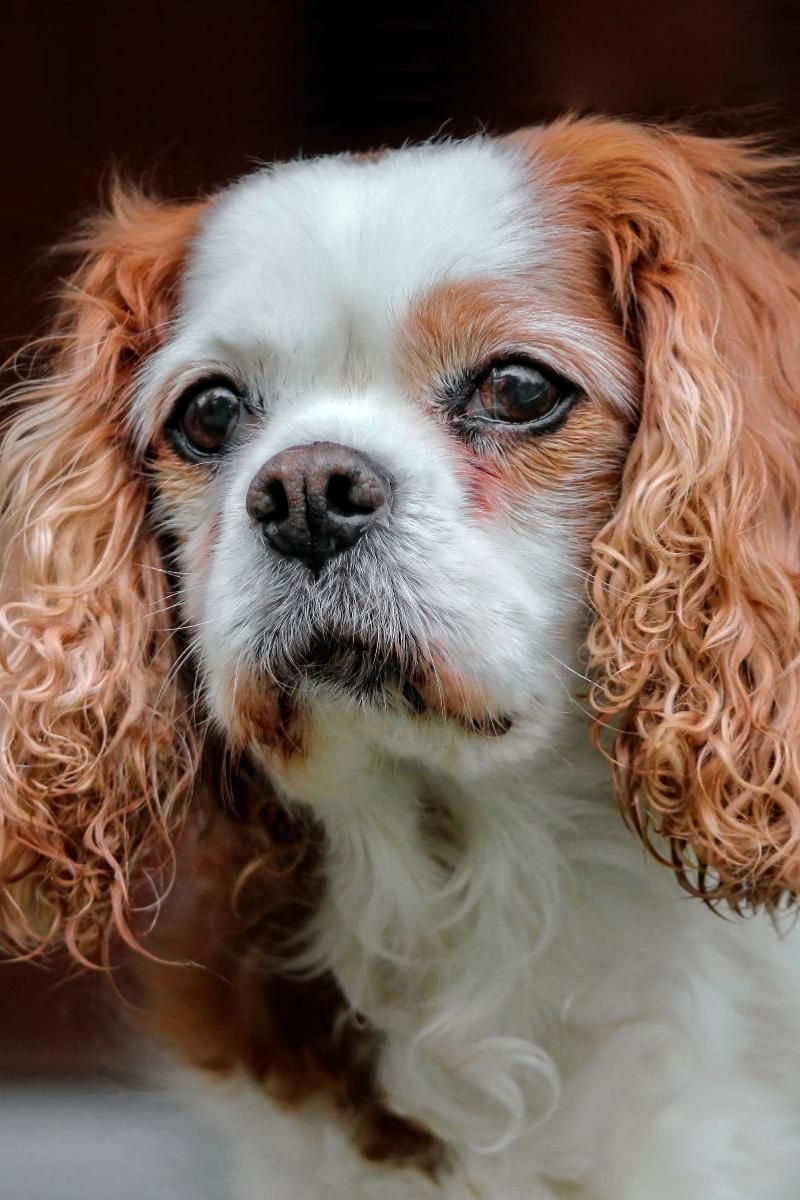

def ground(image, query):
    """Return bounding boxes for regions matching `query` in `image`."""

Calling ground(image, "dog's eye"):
[464,362,574,428]
[169,381,244,460]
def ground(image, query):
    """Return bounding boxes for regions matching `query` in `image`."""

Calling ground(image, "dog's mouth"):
[268,632,513,738]
[294,633,409,699]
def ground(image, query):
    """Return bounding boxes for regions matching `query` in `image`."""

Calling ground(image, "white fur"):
[194,723,800,1199]
[137,138,800,1198]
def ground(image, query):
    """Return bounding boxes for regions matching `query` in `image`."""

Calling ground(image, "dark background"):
[4,0,800,349]
[1,0,799,1074]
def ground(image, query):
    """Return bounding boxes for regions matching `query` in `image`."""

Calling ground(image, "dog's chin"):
[263,632,513,739]
[270,632,424,715]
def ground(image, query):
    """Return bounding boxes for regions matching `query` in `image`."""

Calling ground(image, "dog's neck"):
[258,699,657,1151]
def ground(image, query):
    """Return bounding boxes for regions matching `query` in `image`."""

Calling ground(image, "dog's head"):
[3,117,800,958]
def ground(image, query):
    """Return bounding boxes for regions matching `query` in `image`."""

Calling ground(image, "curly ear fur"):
[530,118,800,909]
[0,186,206,960]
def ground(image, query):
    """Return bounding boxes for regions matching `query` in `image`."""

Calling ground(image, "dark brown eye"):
[464,362,574,427]
[171,382,244,460]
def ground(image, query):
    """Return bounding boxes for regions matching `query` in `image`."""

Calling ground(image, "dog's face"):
[138,140,634,785]
[3,117,800,958]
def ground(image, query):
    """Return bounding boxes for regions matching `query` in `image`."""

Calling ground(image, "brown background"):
[1,0,799,1074]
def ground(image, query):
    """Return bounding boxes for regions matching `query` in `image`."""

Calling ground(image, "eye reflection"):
[168,380,245,461]
[463,360,577,431]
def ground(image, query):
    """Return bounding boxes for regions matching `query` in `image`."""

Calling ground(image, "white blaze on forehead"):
[183,140,544,331]
[133,138,550,445]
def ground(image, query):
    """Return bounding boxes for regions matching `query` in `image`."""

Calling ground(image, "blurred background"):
[2,1,799,1195]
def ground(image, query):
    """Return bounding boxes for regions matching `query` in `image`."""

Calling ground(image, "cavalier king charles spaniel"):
[3,116,800,1199]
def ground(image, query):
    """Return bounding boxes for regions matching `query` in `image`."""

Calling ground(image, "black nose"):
[246,441,391,572]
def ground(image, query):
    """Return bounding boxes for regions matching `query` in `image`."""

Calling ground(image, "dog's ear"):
[524,117,800,909]
[0,186,207,960]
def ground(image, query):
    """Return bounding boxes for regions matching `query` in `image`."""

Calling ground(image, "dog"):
[2,116,800,1199]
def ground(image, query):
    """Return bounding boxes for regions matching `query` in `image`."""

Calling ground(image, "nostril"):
[266,479,290,522]
[249,477,289,523]
[326,471,383,518]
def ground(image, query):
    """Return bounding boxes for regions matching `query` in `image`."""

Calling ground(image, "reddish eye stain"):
[455,447,507,517]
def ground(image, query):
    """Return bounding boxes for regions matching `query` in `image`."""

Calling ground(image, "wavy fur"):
[528,118,800,909]
[0,186,205,960]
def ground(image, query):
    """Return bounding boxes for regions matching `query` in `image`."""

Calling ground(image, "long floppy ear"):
[529,117,800,909]
[0,186,206,960]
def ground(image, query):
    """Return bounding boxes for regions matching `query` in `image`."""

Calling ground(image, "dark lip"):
[293,633,412,699]
[267,634,513,737]
[465,713,514,737]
